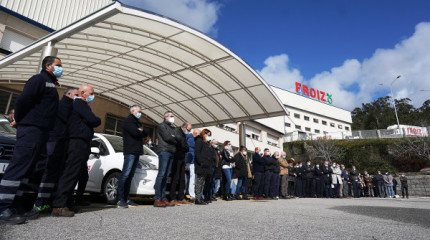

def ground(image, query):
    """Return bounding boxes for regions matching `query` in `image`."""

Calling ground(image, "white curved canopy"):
[0,2,287,127]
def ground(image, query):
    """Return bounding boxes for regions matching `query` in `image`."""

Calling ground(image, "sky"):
[120,0,430,111]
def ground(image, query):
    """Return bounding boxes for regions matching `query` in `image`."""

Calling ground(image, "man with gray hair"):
[117,105,147,208]
[34,87,79,214]
[169,122,192,205]
[154,111,178,207]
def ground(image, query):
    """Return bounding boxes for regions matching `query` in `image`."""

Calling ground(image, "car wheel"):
[103,172,120,205]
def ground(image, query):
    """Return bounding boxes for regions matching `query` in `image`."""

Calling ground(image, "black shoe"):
[205,199,212,203]
[242,194,249,200]
[235,194,242,200]
[0,209,26,225]
[22,206,40,220]
[195,199,208,205]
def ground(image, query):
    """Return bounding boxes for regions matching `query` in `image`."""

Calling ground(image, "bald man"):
[52,84,101,217]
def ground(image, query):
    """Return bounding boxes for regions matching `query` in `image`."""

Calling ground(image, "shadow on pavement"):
[333,205,430,229]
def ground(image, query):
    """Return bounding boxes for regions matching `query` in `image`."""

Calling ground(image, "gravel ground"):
[1,197,430,240]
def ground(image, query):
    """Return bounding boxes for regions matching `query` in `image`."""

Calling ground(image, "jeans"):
[223,168,232,195]
[154,152,174,201]
[214,179,221,195]
[386,185,394,197]
[352,180,360,197]
[231,179,238,195]
[342,180,349,197]
[117,154,140,201]
[401,185,409,198]
[188,163,195,198]
[378,182,386,197]
[236,177,246,195]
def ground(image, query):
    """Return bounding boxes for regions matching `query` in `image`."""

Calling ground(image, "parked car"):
[86,133,159,204]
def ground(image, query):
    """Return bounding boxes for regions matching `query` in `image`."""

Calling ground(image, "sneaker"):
[22,206,40,220]
[0,208,26,225]
[117,199,128,208]
[127,200,139,207]
[34,203,52,213]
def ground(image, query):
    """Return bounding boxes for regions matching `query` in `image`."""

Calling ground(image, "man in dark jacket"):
[34,87,78,212]
[116,105,147,208]
[350,166,359,198]
[169,122,192,205]
[304,160,314,197]
[154,111,178,207]
[52,84,101,217]
[287,160,296,197]
[375,171,386,198]
[263,149,274,199]
[252,147,265,200]
[322,161,332,198]
[314,163,323,197]
[0,56,61,225]
[296,162,303,197]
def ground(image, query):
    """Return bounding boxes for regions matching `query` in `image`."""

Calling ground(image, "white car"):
[86,133,159,204]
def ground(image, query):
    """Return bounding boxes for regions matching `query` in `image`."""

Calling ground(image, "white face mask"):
[242,151,247,155]
[206,135,211,141]
[168,117,175,123]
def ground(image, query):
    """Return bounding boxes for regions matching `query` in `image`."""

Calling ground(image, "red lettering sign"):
[295,82,331,104]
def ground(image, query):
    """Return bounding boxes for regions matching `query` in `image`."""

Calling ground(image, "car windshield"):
[102,134,123,153]
[0,118,16,134]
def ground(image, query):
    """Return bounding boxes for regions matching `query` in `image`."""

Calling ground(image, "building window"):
[338,125,343,129]
[295,125,301,130]
[330,122,335,127]
[267,134,278,147]
[0,89,19,115]
[313,118,319,123]
[294,113,300,119]
[345,126,350,131]
[315,129,320,133]
[217,123,236,132]
[323,131,328,134]
[322,121,327,126]
[104,114,124,136]
[0,28,35,53]
[305,127,311,132]
[304,116,310,121]
[285,123,291,127]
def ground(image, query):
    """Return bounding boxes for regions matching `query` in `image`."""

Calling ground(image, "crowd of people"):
[0,56,411,226]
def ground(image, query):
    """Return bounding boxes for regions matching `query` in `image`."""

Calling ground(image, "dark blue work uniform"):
[314,167,324,197]
[0,70,59,213]
[52,98,101,208]
[263,155,274,198]
[271,157,280,198]
[295,166,304,197]
[35,95,74,206]
[251,153,265,197]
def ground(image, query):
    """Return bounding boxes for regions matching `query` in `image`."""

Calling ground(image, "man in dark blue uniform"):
[34,88,78,213]
[252,147,265,200]
[51,84,101,217]
[322,161,332,198]
[0,56,61,225]
[263,148,274,199]
[295,162,303,197]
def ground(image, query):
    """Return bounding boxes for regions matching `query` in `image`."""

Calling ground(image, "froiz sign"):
[295,82,333,104]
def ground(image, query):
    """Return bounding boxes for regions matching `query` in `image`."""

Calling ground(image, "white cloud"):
[259,22,430,111]
[121,0,221,35]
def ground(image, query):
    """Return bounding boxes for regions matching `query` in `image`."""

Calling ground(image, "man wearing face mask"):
[0,56,61,225]
[116,105,147,208]
[278,152,289,199]
[296,162,304,198]
[186,129,201,202]
[321,161,332,198]
[169,123,192,205]
[400,173,408,199]
[232,146,248,200]
[313,163,323,198]
[51,84,101,217]
[270,151,281,199]
[154,111,178,207]
[252,147,265,200]
[263,149,274,199]
[304,160,314,197]
[350,165,359,198]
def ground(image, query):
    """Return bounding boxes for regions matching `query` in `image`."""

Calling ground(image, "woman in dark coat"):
[194,129,215,205]
[232,146,248,200]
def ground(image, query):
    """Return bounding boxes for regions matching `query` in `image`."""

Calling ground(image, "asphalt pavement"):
[1,197,430,239]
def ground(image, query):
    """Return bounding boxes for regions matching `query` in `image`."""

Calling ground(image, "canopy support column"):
[238,122,246,148]
[38,41,58,72]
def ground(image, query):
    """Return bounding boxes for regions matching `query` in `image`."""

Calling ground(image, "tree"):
[304,138,343,163]
[392,137,430,165]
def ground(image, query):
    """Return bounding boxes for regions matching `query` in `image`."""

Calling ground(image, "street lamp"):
[391,75,401,129]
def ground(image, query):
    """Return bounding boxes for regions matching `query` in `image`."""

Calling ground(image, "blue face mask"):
[214,145,218,149]
[53,66,63,78]
[148,141,152,145]
[73,96,80,101]
[184,130,190,135]
[87,95,95,103]
[136,112,141,119]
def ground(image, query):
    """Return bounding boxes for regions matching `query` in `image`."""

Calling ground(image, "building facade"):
[271,86,352,142]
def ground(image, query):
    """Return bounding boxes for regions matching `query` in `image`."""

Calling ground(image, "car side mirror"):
[90,147,100,159]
